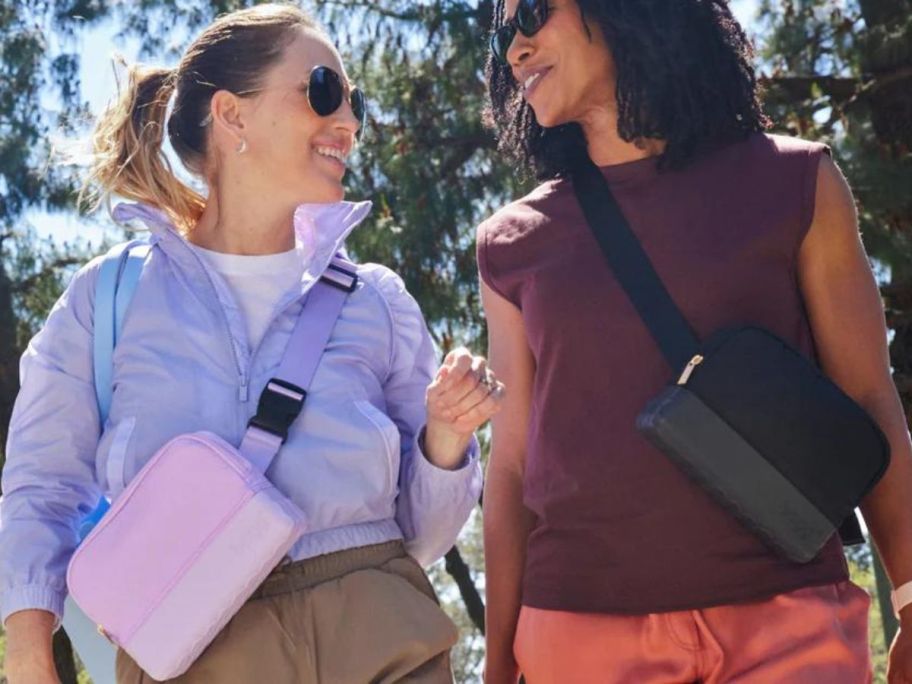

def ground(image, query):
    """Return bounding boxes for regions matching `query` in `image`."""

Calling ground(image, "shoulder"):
[352,262,425,326]
[761,132,830,156]
[733,133,831,171]
[350,262,431,366]
[54,251,108,318]
[477,178,567,247]
[354,262,411,303]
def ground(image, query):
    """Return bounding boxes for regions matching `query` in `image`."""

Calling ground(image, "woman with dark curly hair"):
[478,0,912,682]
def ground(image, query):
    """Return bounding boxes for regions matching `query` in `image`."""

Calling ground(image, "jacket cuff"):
[1,583,66,628]
[414,426,480,475]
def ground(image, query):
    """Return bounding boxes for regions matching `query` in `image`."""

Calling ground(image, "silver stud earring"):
[236,139,248,155]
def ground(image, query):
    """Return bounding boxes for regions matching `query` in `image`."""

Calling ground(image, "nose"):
[507,31,535,69]
[333,96,362,141]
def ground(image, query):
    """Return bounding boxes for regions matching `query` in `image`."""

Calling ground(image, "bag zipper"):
[677,354,704,385]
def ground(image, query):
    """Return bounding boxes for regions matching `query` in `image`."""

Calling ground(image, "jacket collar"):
[111,200,373,273]
[110,201,374,360]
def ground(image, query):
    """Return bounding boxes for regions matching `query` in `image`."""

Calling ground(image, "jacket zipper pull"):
[238,381,249,402]
[677,355,704,386]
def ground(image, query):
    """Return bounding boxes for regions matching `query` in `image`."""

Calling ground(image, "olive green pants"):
[115,541,458,683]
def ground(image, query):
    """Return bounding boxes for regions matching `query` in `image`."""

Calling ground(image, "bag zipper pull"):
[677,354,704,385]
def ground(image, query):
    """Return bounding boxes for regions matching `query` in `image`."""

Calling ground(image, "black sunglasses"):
[306,66,367,139]
[490,0,550,64]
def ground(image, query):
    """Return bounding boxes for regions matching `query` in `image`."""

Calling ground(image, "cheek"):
[260,115,317,166]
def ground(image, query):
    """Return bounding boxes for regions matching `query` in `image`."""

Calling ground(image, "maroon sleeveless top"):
[477,133,848,614]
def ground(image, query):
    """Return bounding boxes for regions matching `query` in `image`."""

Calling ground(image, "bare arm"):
[798,155,912,622]
[481,279,536,684]
[3,609,60,684]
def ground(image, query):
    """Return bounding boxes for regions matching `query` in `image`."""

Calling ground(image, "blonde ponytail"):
[82,61,205,232]
[80,5,320,232]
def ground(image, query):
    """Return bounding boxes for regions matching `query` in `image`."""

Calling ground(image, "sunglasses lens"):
[309,66,343,116]
[516,0,547,35]
[351,88,366,138]
[491,26,515,63]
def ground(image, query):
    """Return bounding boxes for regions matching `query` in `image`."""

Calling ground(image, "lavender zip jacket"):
[0,200,482,624]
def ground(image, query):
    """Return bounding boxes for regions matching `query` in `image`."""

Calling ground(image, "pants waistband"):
[250,540,408,600]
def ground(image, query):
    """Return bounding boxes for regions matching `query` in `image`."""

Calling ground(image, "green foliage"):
[756,0,912,278]
[318,0,530,348]
[0,227,100,470]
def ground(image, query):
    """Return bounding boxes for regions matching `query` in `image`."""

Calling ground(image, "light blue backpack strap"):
[65,239,150,684]
[93,240,151,423]
[93,243,129,425]
[114,243,152,347]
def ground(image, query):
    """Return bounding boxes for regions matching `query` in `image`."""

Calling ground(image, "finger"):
[426,380,456,420]
[450,371,501,419]
[448,357,488,405]
[442,349,475,389]
[427,365,450,395]
[429,349,471,398]
[443,346,471,370]
[428,362,481,419]
[450,383,505,431]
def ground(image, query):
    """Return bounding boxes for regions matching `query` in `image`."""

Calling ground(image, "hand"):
[424,347,505,468]
[890,620,912,683]
[483,653,521,684]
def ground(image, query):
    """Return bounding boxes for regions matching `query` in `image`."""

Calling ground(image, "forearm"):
[4,609,58,678]
[483,462,534,684]
[859,385,912,596]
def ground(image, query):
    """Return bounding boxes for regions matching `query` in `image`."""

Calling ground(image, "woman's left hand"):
[423,347,505,469]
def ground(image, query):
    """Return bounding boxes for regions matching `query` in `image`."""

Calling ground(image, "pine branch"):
[762,65,912,106]
[10,257,82,293]
[318,0,482,24]
[761,75,859,101]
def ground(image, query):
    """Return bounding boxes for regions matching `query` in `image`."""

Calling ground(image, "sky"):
[29,0,760,247]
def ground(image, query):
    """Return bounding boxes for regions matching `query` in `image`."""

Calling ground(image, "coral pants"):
[514,581,872,683]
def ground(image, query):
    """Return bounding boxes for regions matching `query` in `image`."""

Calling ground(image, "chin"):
[324,184,346,203]
[530,106,563,129]
[301,178,346,204]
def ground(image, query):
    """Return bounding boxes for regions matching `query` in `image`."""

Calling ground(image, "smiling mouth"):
[314,146,347,167]
[522,68,551,97]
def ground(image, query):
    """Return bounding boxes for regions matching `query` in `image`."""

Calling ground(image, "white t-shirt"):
[192,245,306,350]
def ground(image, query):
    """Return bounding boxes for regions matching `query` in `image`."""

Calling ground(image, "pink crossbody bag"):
[66,252,358,681]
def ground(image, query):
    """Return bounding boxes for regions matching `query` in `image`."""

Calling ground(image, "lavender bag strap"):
[239,256,358,473]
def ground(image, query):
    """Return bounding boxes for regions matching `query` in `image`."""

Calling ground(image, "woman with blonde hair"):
[0,5,499,683]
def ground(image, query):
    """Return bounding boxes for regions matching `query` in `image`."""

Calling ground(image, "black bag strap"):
[570,155,866,547]
[570,157,699,372]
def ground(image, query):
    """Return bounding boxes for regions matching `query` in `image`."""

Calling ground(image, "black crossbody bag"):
[571,157,890,563]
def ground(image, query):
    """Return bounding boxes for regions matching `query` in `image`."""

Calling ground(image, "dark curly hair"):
[485,0,770,180]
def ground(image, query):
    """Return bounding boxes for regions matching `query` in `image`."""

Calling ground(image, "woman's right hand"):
[3,609,61,684]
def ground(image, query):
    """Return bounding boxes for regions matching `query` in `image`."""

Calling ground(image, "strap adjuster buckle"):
[247,379,307,443]
[320,262,358,292]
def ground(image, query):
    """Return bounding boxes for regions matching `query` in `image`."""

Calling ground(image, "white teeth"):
[315,146,346,163]
[524,72,542,91]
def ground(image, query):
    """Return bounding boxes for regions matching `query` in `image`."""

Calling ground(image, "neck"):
[190,171,298,256]
[578,100,666,167]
